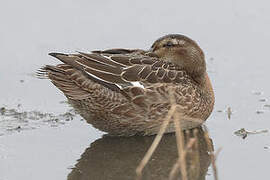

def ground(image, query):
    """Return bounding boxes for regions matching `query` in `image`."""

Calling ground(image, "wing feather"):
[47,49,191,93]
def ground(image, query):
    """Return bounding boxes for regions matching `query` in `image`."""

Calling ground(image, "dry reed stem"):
[168,87,187,180]
[169,158,182,180]
[192,129,200,179]
[169,136,196,180]
[135,105,176,180]
[173,105,188,180]
[204,131,220,180]
[136,87,218,180]
[211,148,221,180]
[186,137,196,149]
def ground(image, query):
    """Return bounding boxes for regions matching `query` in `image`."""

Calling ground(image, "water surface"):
[1,0,270,179]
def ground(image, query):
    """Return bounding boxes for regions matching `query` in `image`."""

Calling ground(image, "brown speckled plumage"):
[39,34,215,136]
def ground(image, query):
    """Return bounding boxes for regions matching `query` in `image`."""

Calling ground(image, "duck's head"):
[151,34,206,78]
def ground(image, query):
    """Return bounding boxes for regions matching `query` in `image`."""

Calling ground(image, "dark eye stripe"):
[163,41,174,47]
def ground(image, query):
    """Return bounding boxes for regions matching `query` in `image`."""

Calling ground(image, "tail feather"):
[36,66,49,79]
[37,64,92,100]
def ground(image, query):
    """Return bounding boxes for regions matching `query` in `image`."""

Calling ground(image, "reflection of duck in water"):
[67,127,213,180]
[41,34,215,136]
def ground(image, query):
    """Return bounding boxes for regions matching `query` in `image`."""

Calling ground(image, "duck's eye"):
[163,41,174,47]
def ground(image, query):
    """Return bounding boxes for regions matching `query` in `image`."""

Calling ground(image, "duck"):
[39,34,215,136]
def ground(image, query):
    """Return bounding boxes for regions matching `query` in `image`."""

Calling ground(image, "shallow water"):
[1,0,270,179]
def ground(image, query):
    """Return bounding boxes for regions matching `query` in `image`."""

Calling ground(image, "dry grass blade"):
[135,105,176,180]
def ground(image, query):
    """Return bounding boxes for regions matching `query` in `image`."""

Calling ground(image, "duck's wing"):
[40,49,192,103]
[46,49,189,87]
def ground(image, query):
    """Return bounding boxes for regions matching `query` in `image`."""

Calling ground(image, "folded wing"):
[47,49,190,91]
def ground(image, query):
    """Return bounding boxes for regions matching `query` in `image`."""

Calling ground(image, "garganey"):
[39,34,215,136]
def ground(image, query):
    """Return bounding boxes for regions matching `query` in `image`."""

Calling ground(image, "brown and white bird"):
[39,34,215,136]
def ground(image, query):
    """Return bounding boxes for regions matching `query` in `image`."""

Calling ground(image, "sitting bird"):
[38,34,215,136]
